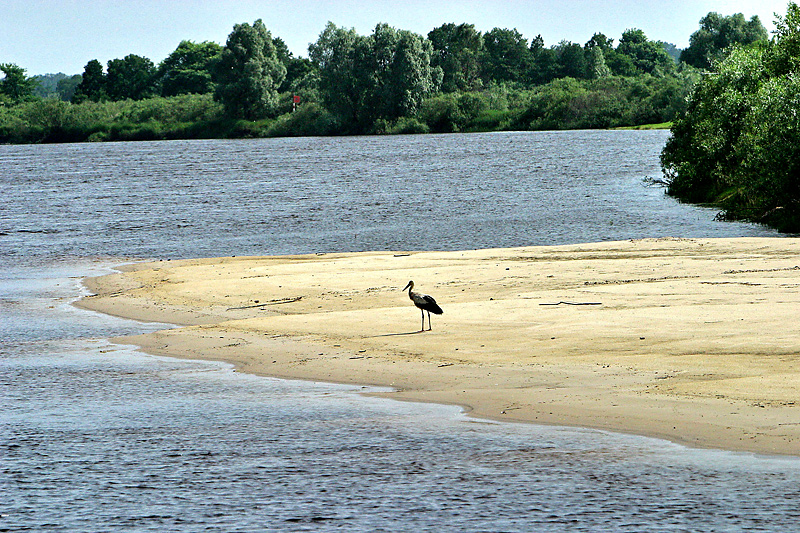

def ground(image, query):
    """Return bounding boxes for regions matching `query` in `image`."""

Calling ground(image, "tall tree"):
[309,22,372,128]
[31,73,67,99]
[616,29,675,75]
[106,54,156,100]
[214,19,286,120]
[680,12,768,70]
[764,2,800,75]
[428,23,483,92]
[660,42,682,63]
[157,40,222,96]
[310,22,437,130]
[585,33,614,51]
[553,41,589,79]
[72,59,106,103]
[529,35,559,85]
[585,44,612,79]
[662,3,800,230]
[481,28,531,83]
[370,24,439,121]
[0,63,38,104]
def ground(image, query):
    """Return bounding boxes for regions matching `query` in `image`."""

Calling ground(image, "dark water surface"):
[1,131,776,262]
[2,132,797,532]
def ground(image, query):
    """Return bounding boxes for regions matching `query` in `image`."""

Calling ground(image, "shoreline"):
[76,237,800,456]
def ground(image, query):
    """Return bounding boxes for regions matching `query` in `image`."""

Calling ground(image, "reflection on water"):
[0,133,794,531]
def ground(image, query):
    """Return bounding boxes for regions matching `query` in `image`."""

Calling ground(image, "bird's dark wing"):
[422,294,443,314]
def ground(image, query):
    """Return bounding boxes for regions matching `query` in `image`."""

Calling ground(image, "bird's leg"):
[427,310,432,331]
[420,309,425,332]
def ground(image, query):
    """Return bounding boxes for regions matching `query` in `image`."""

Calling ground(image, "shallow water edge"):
[76,237,800,459]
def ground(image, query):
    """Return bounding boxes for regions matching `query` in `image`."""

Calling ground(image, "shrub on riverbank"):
[510,75,693,130]
[409,75,690,134]
[661,3,800,232]
[0,74,689,143]
[0,94,225,143]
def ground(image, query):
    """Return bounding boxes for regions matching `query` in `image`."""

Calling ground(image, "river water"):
[3,131,799,531]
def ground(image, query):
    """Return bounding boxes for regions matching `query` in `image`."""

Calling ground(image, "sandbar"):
[76,237,800,456]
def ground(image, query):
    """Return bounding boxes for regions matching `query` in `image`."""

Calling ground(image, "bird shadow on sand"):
[369,330,429,337]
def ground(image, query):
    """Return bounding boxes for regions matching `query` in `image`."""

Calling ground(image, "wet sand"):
[76,237,800,456]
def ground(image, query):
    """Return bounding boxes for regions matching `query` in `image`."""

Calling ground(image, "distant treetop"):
[680,12,768,70]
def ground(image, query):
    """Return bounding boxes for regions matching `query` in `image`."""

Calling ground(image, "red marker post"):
[292,95,301,112]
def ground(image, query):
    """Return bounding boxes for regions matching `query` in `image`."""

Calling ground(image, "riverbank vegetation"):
[661,2,800,232]
[0,10,769,144]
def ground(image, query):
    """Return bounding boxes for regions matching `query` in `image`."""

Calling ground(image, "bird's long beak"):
[402,281,411,291]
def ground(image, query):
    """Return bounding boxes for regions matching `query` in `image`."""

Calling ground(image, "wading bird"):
[402,280,443,331]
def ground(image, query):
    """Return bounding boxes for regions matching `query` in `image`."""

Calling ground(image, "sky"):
[1,0,793,75]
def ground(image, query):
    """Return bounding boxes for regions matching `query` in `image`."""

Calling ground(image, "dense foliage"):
[214,19,286,120]
[0,11,769,143]
[680,12,768,70]
[0,94,226,143]
[309,22,439,132]
[0,63,38,104]
[662,3,800,232]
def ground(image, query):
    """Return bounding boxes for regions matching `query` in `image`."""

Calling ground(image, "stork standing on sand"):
[402,280,443,331]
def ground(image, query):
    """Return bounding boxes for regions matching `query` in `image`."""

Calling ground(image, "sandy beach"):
[76,237,800,456]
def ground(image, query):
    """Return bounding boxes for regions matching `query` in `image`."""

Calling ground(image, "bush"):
[510,76,690,131]
[416,94,463,132]
[387,117,430,134]
[126,94,222,123]
[266,103,340,137]
[0,94,224,143]
[415,91,500,133]
[463,109,513,131]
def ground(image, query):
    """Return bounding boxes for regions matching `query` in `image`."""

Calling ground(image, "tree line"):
[662,2,800,232]
[0,11,769,143]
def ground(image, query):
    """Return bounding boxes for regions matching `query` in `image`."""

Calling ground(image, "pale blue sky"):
[1,0,792,75]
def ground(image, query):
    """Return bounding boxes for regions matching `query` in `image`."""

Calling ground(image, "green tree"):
[480,27,531,83]
[585,32,614,51]
[529,35,559,85]
[32,73,67,99]
[106,54,156,100]
[584,33,617,78]
[604,49,639,76]
[617,29,675,75]
[660,42,682,63]
[428,23,483,92]
[157,40,222,96]
[72,59,107,103]
[310,22,437,131]
[585,44,611,79]
[214,19,286,119]
[661,3,800,230]
[680,12,768,70]
[554,41,588,79]
[0,63,38,104]
[765,2,800,75]
[370,24,439,121]
[309,22,371,128]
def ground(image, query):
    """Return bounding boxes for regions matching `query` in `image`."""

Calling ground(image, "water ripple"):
[1,134,795,531]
